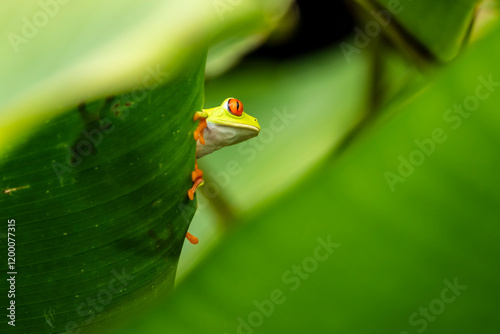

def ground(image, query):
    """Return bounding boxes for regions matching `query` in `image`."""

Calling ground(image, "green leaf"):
[0,52,204,332]
[113,20,500,334]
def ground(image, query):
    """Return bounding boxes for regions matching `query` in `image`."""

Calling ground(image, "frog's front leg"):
[188,110,208,200]
[193,110,208,145]
[185,110,208,244]
[188,160,204,201]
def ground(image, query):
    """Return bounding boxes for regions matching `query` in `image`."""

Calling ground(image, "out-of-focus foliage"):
[372,0,478,60]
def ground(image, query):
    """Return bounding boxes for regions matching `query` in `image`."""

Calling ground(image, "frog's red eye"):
[227,98,243,116]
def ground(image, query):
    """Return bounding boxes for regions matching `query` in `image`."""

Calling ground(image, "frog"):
[185,97,260,244]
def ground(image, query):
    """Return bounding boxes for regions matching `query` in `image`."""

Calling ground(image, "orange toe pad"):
[185,232,199,244]
[188,177,204,200]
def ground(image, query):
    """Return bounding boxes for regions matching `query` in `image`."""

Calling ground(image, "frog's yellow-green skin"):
[194,97,260,158]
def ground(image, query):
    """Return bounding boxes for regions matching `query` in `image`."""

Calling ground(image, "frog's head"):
[197,98,261,158]
[209,98,261,133]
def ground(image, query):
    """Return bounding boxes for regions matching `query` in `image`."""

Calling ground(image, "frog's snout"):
[253,119,261,132]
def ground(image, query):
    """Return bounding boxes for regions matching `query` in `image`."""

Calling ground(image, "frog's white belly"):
[196,121,259,158]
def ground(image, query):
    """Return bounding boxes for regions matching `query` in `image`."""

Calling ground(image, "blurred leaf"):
[201,48,370,213]
[470,0,500,41]
[353,0,478,61]
[206,35,269,79]
[205,2,297,78]
[113,20,500,334]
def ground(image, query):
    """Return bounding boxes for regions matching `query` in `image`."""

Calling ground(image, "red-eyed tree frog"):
[185,98,260,244]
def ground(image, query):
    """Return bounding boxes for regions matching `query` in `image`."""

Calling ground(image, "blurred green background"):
[1,0,500,333]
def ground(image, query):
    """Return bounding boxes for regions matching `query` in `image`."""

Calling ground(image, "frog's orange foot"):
[193,112,207,145]
[188,112,207,200]
[192,169,203,181]
[191,160,203,181]
[188,177,204,200]
[188,160,204,200]
[185,232,199,244]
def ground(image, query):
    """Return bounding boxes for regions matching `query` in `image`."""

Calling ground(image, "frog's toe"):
[188,177,204,200]
[191,161,203,181]
[185,231,199,244]
[193,112,207,145]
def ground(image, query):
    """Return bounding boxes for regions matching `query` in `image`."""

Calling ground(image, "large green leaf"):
[113,19,500,334]
[0,52,204,333]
